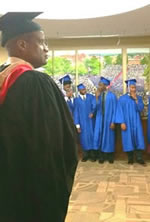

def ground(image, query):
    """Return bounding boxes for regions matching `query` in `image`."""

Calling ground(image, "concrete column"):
[75,50,79,88]
[51,50,54,76]
[0,47,8,65]
[122,48,127,94]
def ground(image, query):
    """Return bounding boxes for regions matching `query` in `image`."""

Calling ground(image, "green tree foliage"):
[78,64,88,75]
[104,56,113,66]
[43,56,101,76]
[128,53,138,58]
[43,58,52,75]
[142,55,150,82]
[115,54,128,65]
[115,54,122,65]
[141,55,149,65]
[84,56,101,75]
[43,57,73,75]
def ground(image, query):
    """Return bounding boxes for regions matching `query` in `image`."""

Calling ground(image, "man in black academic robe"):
[0,12,78,222]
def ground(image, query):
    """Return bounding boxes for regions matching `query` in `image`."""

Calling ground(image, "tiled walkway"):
[66,160,150,222]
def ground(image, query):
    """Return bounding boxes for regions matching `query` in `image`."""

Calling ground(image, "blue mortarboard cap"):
[77,83,86,91]
[99,77,110,86]
[125,79,136,86]
[59,74,72,84]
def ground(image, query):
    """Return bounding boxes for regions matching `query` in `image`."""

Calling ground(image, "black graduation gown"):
[0,69,78,222]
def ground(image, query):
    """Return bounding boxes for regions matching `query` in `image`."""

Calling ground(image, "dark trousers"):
[82,150,97,160]
[127,150,144,162]
[82,150,90,159]
[99,151,114,162]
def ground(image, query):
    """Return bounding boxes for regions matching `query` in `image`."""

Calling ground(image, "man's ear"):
[16,39,28,51]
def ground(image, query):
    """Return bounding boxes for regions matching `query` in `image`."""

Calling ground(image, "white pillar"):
[52,50,54,76]
[0,47,8,65]
[75,50,79,87]
[122,48,127,94]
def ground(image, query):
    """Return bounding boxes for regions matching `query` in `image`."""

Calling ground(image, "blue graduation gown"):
[74,93,94,150]
[66,98,75,116]
[93,91,117,152]
[115,93,145,152]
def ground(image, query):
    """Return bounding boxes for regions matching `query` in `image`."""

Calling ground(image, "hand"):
[110,123,115,129]
[130,93,137,100]
[131,94,138,103]
[121,123,127,131]
[95,90,101,99]
[77,128,81,133]
[89,113,94,118]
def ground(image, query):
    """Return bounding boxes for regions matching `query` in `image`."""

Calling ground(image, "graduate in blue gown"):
[59,74,72,96]
[74,84,95,162]
[147,97,150,152]
[59,75,76,116]
[92,77,117,163]
[64,88,75,116]
[115,79,145,165]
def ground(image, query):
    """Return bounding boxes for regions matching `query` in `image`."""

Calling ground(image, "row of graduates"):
[59,75,146,165]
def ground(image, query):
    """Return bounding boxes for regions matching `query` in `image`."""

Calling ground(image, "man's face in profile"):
[25,31,49,68]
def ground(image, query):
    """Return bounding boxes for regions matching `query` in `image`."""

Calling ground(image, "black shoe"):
[98,151,105,164]
[136,159,145,165]
[98,159,104,164]
[127,151,134,165]
[107,153,114,164]
[109,159,114,164]
[90,157,97,162]
[128,160,134,164]
[89,150,97,162]
[81,156,88,162]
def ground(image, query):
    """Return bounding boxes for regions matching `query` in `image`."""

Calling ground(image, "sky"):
[0,0,150,19]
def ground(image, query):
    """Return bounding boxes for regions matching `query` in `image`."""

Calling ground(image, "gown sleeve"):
[91,95,101,115]
[111,94,118,123]
[135,96,144,112]
[73,98,80,126]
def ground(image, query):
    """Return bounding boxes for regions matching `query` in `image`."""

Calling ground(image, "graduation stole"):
[0,58,33,104]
